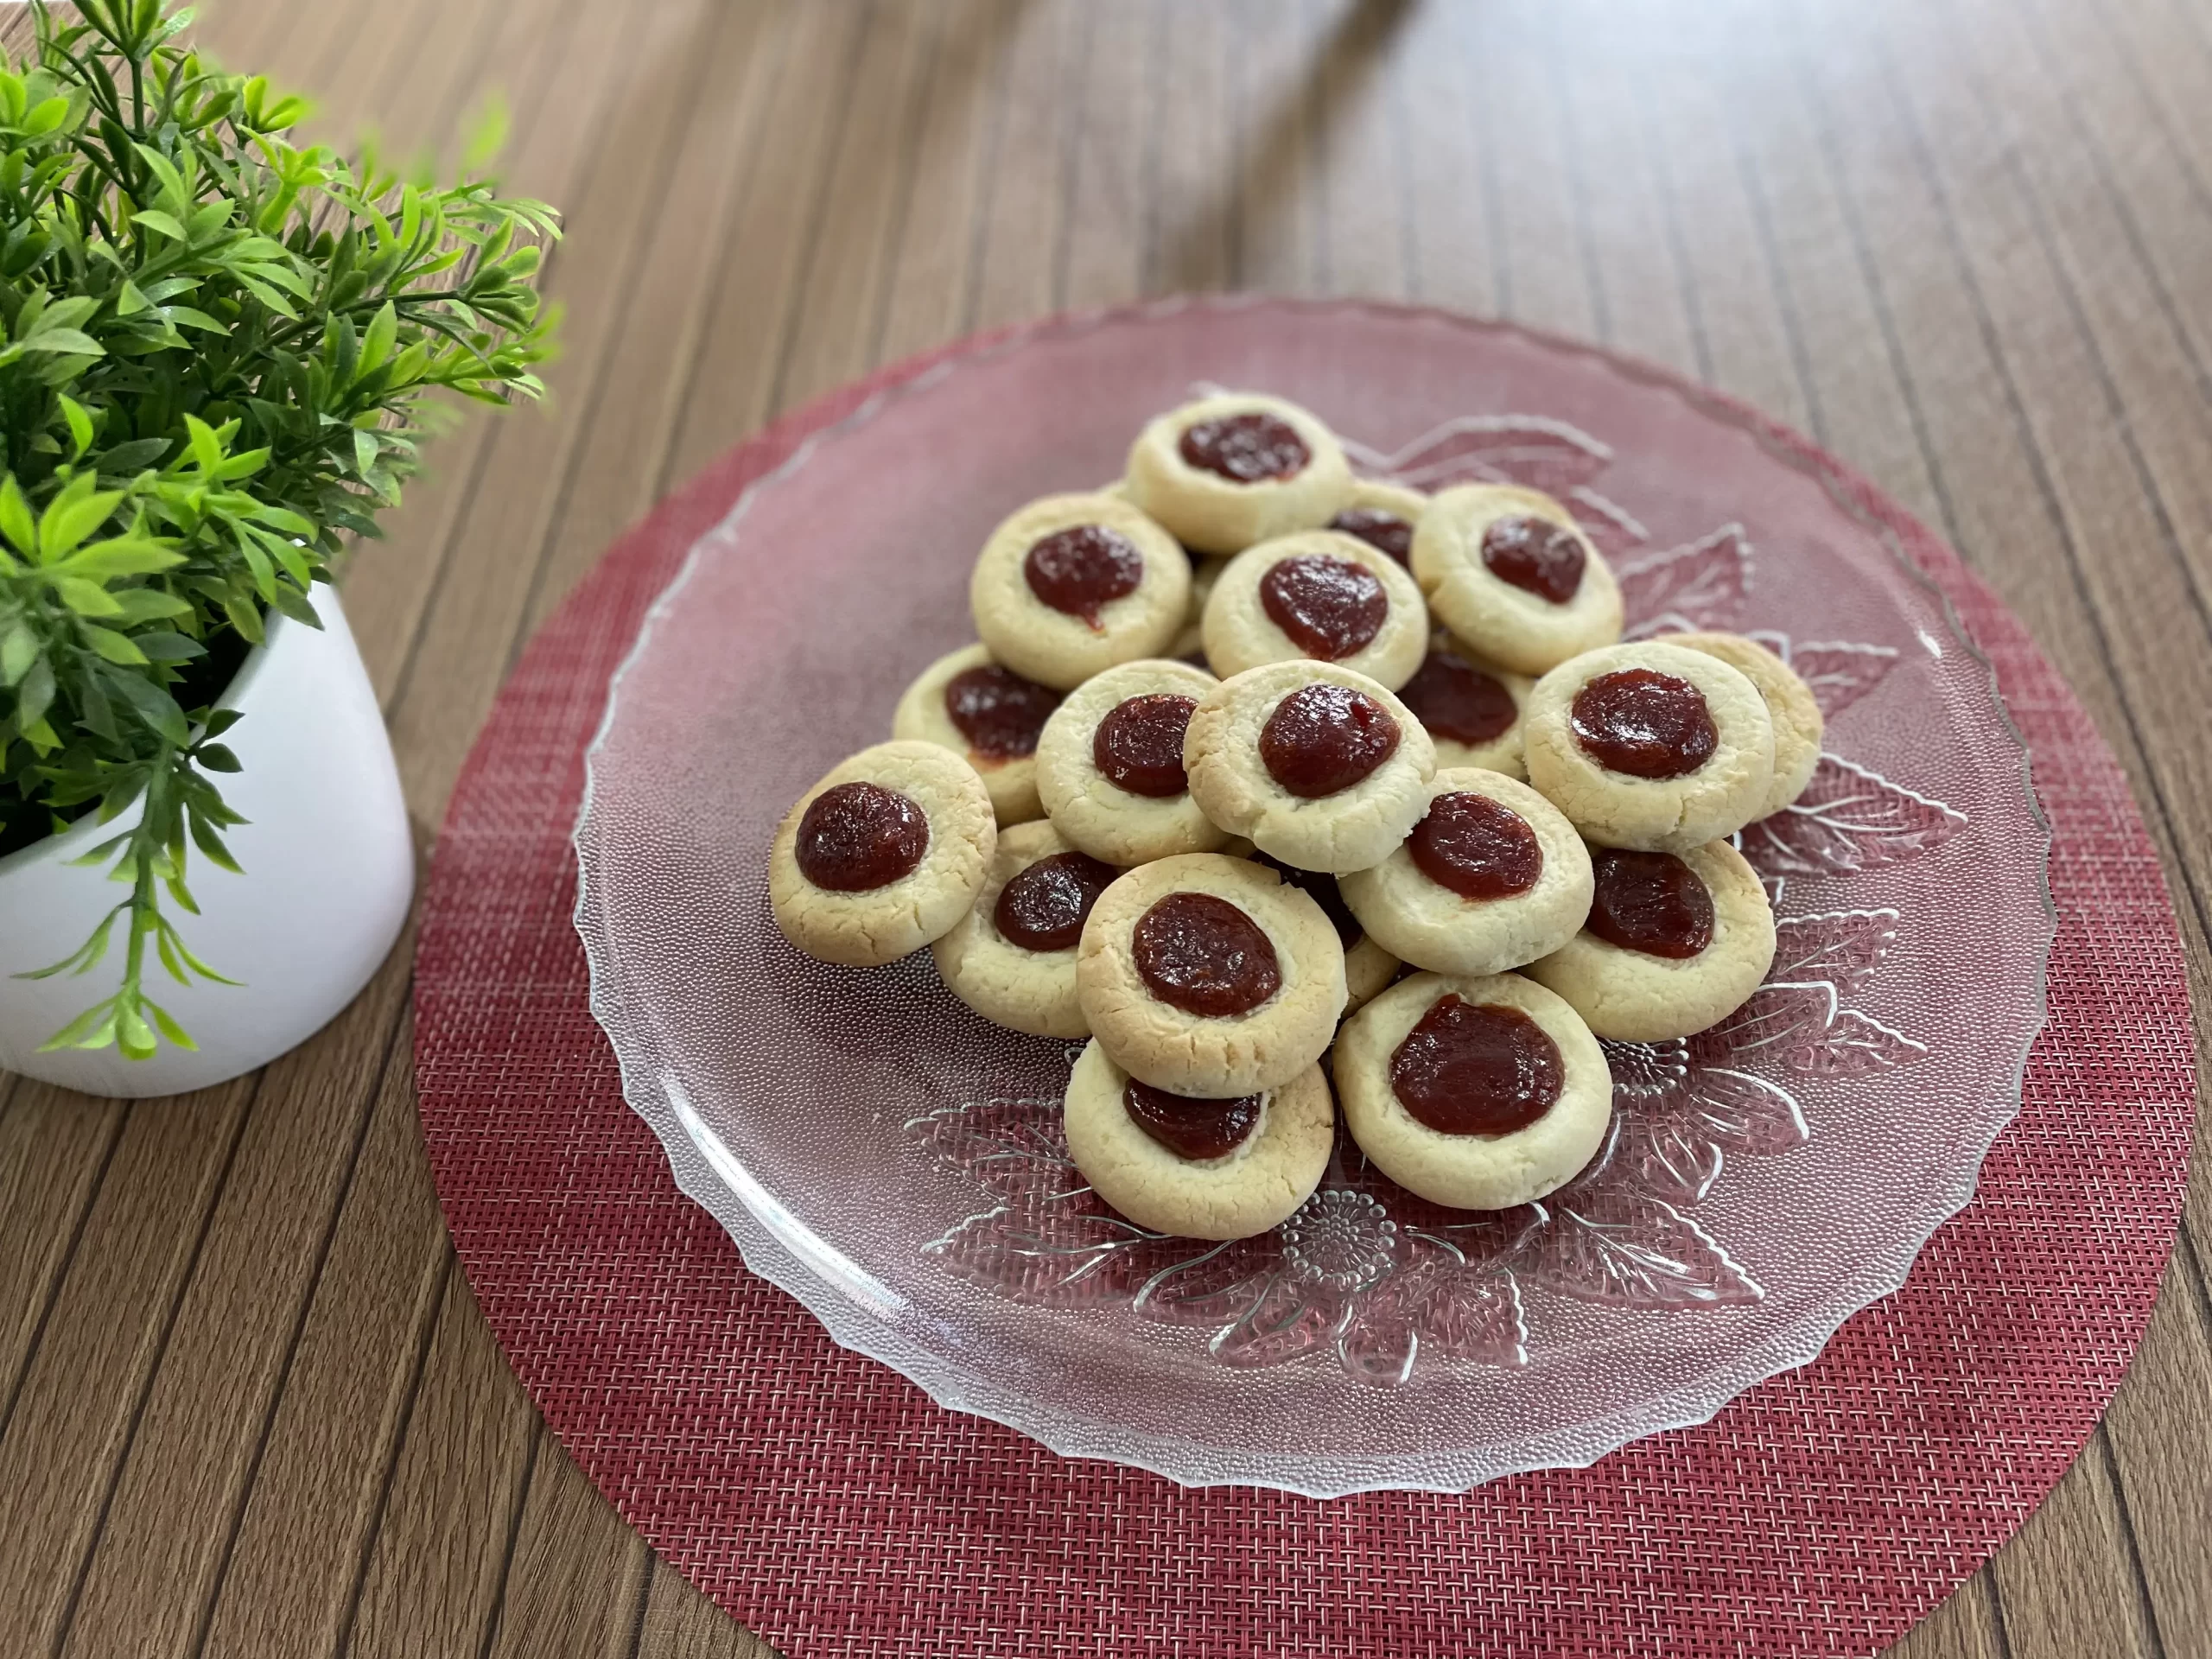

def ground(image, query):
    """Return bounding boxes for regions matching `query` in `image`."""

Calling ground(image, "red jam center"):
[1122,1080,1263,1161]
[1389,995,1565,1136]
[1328,506,1414,565]
[1569,668,1718,779]
[944,664,1061,760]
[1258,682,1402,798]
[1023,524,1144,627]
[1092,692,1197,798]
[1398,645,1519,746]
[1130,892,1281,1016]
[1587,849,1713,959]
[1254,852,1362,948]
[794,781,929,893]
[1258,553,1388,660]
[992,850,1119,952]
[1178,411,1310,482]
[1480,515,1586,604]
[1408,792,1544,899]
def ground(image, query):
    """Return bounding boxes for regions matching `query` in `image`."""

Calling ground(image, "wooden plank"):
[967,0,1082,327]
[1955,0,2212,1317]
[1984,1443,2163,1658]
[483,1446,652,1659]
[772,2,941,414]
[1310,0,1412,302]
[342,1264,535,1659]
[378,0,734,812]
[1058,0,1152,312]
[1395,0,1497,315]
[515,0,790,637]
[1228,0,1325,291]
[195,1023,449,1659]
[0,1077,256,1656]
[1145,0,1235,296]
[1466,3,1595,341]
[635,1560,779,1659]
[54,938,412,1659]
[0,1090,124,1438]
[337,0,626,702]
[1895,1580,2010,1659]
[2101,1247,2212,1659]
[1610,3,1805,426]
[874,0,1017,363]
[1945,0,2212,729]
[652,2,872,487]
[512,0,791,637]
[2095,0,2212,223]
[2024,0,2212,406]
[1543,4,1699,372]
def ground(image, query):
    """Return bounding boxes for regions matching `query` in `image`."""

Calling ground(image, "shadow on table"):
[1155,0,1420,291]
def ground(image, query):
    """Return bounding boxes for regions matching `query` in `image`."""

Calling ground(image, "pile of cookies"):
[770,392,1817,1243]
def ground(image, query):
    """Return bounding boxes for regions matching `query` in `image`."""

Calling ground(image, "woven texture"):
[415,307,2198,1659]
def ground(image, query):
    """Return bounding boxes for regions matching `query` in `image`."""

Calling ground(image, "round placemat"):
[415,300,2197,1659]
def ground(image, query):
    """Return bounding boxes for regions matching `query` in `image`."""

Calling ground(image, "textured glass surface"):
[574,302,2053,1496]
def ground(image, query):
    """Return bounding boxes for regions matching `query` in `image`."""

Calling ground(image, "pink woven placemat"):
[415,303,2197,1659]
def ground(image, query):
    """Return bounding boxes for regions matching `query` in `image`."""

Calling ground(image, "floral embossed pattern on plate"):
[573,302,2051,1495]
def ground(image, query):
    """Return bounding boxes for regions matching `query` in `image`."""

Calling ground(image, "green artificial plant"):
[0,0,558,1057]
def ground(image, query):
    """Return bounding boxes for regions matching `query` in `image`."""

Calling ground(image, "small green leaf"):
[130,208,190,241]
[117,1004,158,1059]
[58,394,93,457]
[106,669,191,741]
[99,437,172,474]
[107,589,194,625]
[32,1001,117,1051]
[131,629,204,662]
[38,486,125,562]
[184,412,224,476]
[357,299,397,381]
[0,477,35,556]
[57,576,124,615]
[161,306,229,335]
[67,909,118,976]
[80,624,149,665]
[221,593,264,644]
[15,327,102,356]
[132,143,189,209]
[22,95,71,137]
[188,810,241,871]
[267,582,321,626]
[60,537,184,578]
[15,654,54,728]
[165,921,242,986]
[1,622,36,686]
[143,999,198,1051]
[194,742,241,772]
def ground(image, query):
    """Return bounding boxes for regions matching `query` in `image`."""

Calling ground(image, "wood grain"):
[0,3,2205,1656]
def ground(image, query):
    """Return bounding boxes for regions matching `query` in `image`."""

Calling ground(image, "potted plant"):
[0,0,557,1096]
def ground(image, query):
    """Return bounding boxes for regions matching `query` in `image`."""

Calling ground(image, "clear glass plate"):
[573,300,2053,1496]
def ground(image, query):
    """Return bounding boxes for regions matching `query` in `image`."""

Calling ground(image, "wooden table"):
[2,1,2207,1654]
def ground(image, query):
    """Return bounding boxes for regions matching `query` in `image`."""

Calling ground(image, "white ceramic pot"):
[0,590,413,1097]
